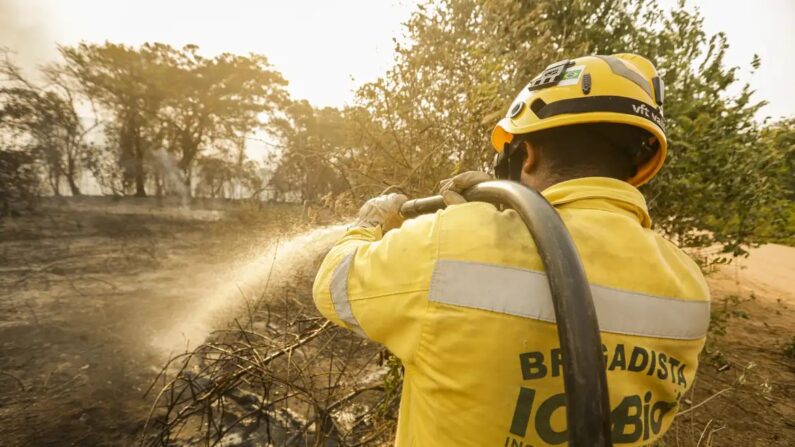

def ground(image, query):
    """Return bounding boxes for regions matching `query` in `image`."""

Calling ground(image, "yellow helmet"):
[491,54,667,186]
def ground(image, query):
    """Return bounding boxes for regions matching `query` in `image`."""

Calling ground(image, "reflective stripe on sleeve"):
[330,250,367,337]
[429,260,710,340]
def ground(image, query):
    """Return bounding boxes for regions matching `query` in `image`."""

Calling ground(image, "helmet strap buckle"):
[493,138,527,182]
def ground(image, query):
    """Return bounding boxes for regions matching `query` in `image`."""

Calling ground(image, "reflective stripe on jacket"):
[313,177,710,447]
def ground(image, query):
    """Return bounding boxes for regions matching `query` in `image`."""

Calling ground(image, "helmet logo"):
[557,65,585,86]
[527,60,575,91]
[631,103,666,132]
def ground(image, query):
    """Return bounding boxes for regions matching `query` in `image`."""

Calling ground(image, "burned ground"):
[0,198,306,445]
[0,198,792,446]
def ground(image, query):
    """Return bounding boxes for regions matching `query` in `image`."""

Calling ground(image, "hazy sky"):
[1,0,417,108]
[1,0,793,119]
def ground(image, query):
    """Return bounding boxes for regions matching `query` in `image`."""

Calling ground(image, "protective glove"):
[439,171,492,205]
[353,193,408,232]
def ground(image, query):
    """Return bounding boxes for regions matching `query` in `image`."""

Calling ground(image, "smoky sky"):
[0,0,791,119]
[0,0,58,76]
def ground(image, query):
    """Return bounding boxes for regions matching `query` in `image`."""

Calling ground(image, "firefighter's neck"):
[519,143,621,192]
[521,168,555,192]
[520,160,601,192]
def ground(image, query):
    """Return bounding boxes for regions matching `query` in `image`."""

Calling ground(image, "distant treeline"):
[1,0,793,257]
[0,42,286,201]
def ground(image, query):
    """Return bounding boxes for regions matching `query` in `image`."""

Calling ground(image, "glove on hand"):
[353,193,408,232]
[439,171,492,205]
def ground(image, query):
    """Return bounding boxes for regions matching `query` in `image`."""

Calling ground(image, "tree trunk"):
[49,167,61,197]
[65,147,81,196]
[65,163,81,196]
[66,176,81,196]
[183,166,192,198]
[134,140,146,197]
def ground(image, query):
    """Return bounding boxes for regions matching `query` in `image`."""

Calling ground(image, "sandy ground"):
[0,198,792,446]
[720,244,794,303]
[663,244,795,446]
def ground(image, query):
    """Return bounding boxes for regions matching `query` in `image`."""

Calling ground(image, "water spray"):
[149,224,346,353]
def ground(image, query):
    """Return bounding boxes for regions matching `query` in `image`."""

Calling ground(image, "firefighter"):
[313,54,710,446]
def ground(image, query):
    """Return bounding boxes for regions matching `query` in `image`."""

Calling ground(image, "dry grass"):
[141,271,400,447]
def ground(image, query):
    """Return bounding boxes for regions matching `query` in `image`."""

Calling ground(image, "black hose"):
[400,181,612,446]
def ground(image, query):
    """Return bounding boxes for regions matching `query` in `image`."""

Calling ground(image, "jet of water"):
[150,224,347,354]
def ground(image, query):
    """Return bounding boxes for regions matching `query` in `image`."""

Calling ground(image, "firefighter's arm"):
[312,212,438,363]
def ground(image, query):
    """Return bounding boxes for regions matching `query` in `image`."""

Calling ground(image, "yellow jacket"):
[313,177,710,446]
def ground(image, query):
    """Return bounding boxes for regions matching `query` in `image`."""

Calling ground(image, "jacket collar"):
[541,177,652,228]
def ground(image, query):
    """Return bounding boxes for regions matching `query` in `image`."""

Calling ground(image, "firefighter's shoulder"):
[435,201,540,265]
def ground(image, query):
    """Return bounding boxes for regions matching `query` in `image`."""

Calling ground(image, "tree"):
[60,42,288,198]
[0,145,40,216]
[0,51,97,195]
[152,45,288,194]
[759,118,794,201]
[269,101,354,202]
[755,118,795,245]
[341,0,791,257]
[195,155,235,198]
[60,42,167,197]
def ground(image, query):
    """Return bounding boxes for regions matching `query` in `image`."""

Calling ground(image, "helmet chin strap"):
[493,138,527,181]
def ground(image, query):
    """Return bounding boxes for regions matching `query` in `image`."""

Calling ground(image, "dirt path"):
[0,199,303,446]
[664,244,795,446]
[717,244,794,303]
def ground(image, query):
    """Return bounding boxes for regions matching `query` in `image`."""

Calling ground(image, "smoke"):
[149,224,347,354]
[0,0,58,77]
[152,149,190,203]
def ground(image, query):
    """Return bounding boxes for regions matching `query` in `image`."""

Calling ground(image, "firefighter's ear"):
[521,141,536,175]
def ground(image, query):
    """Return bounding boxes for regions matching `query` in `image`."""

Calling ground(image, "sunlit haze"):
[1,0,792,119]
[1,2,794,446]
[1,0,419,108]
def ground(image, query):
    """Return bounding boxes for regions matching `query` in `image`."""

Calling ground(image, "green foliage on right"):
[755,119,795,246]
[271,0,793,258]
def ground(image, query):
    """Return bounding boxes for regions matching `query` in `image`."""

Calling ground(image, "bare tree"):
[0,50,97,196]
